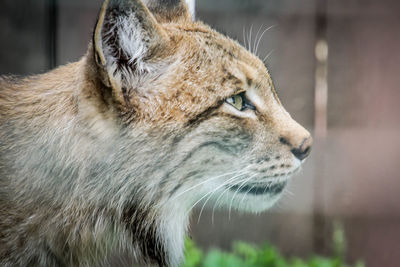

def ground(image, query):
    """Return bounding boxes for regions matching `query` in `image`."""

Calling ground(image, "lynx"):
[0,0,312,266]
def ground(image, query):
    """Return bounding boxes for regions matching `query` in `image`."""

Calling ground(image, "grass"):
[182,222,365,267]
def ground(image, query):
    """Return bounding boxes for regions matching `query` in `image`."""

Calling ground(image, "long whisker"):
[228,174,256,219]
[170,167,250,201]
[248,24,254,53]
[285,188,294,196]
[262,182,270,194]
[263,49,274,64]
[239,183,258,208]
[253,24,263,55]
[255,25,275,56]
[197,172,248,223]
[189,171,247,214]
[243,27,247,50]
[212,184,237,223]
[211,176,250,224]
[187,170,248,216]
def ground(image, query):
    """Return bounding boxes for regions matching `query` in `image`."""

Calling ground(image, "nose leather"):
[280,136,312,160]
[290,136,312,160]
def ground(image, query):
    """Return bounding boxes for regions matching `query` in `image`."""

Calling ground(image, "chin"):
[236,192,284,212]
[212,179,288,213]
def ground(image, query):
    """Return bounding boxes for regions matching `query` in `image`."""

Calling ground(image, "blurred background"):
[1,0,400,266]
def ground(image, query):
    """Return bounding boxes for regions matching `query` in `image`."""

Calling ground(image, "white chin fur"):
[234,193,284,212]
[206,183,287,214]
[220,189,284,213]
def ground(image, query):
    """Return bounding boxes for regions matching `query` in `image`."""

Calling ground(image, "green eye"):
[225,92,256,111]
[226,94,243,110]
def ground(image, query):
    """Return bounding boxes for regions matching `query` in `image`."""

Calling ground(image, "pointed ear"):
[142,0,192,23]
[93,0,169,100]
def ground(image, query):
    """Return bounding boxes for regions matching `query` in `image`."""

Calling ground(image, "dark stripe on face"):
[165,140,245,198]
[168,170,200,197]
[185,99,225,127]
[162,101,252,197]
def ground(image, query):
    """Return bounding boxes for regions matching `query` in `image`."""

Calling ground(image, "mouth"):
[228,181,287,196]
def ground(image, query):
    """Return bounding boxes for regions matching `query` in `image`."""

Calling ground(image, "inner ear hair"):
[92,0,169,104]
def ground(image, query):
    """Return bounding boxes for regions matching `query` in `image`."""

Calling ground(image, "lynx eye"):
[225,92,256,111]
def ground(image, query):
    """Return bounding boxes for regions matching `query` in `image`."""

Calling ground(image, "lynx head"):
[89,0,312,217]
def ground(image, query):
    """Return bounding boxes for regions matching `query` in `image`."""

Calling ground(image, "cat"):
[0,0,312,266]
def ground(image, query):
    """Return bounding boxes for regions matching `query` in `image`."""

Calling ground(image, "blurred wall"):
[0,0,48,74]
[1,1,400,266]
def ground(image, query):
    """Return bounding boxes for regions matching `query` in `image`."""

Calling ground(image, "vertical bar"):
[314,4,328,138]
[313,0,329,256]
[47,0,58,69]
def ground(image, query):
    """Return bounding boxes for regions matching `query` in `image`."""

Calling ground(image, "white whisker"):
[253,24,263,55]
[211,176,248,224]
[255,25,275,56]
[242,27,247,50]
[197,172,247,223]
[248,24,254,53]
[228,174,256,219]
[239,183,258,208]
[170,166,250,201]
[263,49,274,64]
[285,188,294,196]
[187,170,248,216]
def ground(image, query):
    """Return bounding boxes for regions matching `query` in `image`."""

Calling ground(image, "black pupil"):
[227,92,256,111]
[238,92,255,111]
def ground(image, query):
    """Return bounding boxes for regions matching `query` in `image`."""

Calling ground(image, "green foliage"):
[182,236,365,267]
[332,221,347,260]
[184,237,204,267]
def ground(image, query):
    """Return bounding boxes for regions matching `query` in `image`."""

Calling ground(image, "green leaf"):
[182,228,363,267]
[182,238,203,267]
[203,250,245,267]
